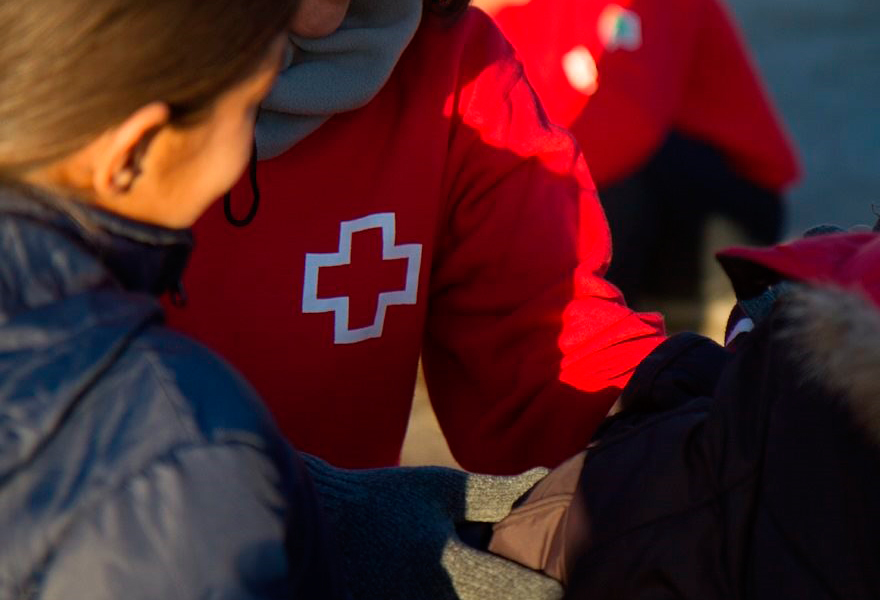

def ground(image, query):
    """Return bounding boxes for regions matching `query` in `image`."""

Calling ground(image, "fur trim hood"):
[718,231,880,447]
[780,284,880,448]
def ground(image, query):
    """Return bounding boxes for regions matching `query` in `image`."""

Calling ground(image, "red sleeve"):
[422,9,666,474]
[673,0,800,191]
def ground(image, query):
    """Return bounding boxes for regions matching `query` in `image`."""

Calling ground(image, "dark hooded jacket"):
[489,231,880,598]
[561,232,880,599]
[0,186,346,600]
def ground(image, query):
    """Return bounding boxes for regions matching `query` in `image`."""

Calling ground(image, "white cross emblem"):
[302,213,422,345]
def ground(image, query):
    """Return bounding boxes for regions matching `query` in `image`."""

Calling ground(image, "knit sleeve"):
[422,9,666,474]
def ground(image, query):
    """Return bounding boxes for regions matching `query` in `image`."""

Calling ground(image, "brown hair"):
[0,0,296,178]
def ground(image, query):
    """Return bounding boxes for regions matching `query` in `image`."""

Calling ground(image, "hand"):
[304,455,563,600]
[288,0,350,38]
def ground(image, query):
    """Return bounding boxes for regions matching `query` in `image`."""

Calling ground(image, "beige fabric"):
[488,452,588,584]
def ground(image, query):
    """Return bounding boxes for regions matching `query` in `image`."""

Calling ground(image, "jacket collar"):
[0,184,192,318]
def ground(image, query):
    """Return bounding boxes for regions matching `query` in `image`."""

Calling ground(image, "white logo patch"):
[598,5,642,51]
[302,213,422,345]
[562,45,599,95]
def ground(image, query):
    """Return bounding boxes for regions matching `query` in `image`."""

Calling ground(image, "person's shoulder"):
[418,5,508,41]
[406,6,521,76]
[124,325,284,449]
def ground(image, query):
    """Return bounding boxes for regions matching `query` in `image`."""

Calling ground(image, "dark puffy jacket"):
[0,187,346,599]
[565,283,880,598]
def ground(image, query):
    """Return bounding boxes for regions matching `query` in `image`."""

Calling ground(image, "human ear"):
[93,102,170,197]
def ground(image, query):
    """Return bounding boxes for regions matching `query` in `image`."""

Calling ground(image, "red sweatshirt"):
[166,9,665,473]
[489,0,800,189]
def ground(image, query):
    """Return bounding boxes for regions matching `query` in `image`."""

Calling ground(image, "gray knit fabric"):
[256,0,423,159]
[739,282,794,325]
[303,455,563,600]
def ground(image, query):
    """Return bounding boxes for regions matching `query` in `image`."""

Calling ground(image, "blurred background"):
[401,0,880,467]
[729,0,880,234]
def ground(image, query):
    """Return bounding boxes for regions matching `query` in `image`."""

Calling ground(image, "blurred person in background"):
[474,0,800,331]
[0,1,565,598]
[165,0,666,475]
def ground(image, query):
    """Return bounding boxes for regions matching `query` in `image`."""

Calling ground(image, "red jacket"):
[166,9,665,473]
[489,0,800,189]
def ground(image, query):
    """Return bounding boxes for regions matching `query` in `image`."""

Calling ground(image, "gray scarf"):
[256,0,423,159]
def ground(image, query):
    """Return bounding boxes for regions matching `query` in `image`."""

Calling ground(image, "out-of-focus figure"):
[475,0,800,331]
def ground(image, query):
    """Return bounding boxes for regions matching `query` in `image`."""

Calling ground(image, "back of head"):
[0,0,297,181]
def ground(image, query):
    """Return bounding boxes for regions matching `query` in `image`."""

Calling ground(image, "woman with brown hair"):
[0,1,568,599]
[0,1,348,597]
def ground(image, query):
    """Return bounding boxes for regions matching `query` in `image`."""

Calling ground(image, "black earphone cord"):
[223,138,261,227]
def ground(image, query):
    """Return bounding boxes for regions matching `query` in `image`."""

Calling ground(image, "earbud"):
[111,167,138,192]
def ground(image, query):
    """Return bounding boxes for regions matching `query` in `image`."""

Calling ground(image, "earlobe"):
[93,102,170,198]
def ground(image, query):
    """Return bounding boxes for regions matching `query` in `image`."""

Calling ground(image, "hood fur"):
[779,285,880,448]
